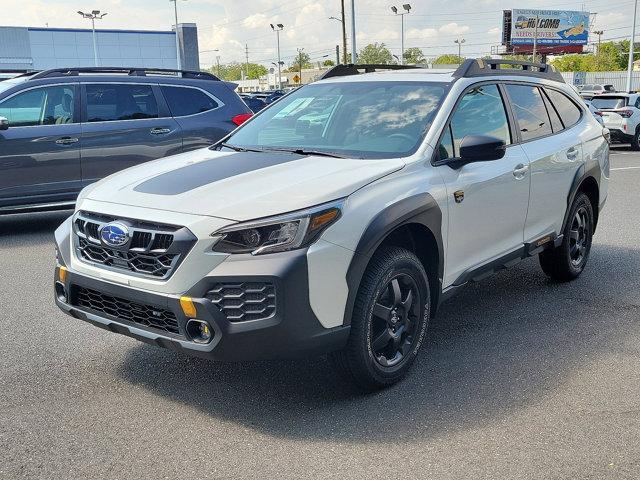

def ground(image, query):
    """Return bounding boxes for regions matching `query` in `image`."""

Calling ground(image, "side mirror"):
[0,117,8,131]
[459,135,506,162]
[437,135,506,169]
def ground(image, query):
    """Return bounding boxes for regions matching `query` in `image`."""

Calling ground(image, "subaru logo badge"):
[100,222,130,248]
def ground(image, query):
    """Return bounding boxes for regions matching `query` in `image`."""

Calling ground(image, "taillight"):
[594,110,603,116]
[616,109,633,118]
[232,113,253,126]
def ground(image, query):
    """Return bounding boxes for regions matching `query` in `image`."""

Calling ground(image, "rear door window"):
[544,89,582,128]
[85,84,158,122]
[505,84,553,141]
[161,86,220,117]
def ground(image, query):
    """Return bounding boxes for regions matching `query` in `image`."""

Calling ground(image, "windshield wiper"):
[216,143,263,153]
[262,147,347,159]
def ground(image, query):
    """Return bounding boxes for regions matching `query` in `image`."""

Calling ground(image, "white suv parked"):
[54,59,609,389]
[591,93,640,149]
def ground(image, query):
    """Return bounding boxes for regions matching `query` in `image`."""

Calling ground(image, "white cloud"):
[488,27,501,35]
[243,13,269,29]
[406,28,439,40]
[439,23,471,36]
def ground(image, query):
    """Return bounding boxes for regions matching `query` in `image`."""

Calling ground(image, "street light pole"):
[391,4,411,65]
[77,10,107,67]
[454,38,465,63]
[329,14,347,64]
[627,0,638,92]
[169,0,185,70]
[270,24,284,90]
[532,14,539,63]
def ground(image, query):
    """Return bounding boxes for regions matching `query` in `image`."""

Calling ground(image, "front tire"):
[539,192,594,281]
[333,247,431,390]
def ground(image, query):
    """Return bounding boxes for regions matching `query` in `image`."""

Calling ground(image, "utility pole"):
[627,0,638,93]
[350,0,357,63]
[454,38,465,63]
[270,24,284,90]
[336,45,340,65]
[245,44,250,81]
[341,0,348,63]
[391,4,411,65]
[297,48,304,84]
[169,0,185,70]
[77,10,107,67]
[216,55,221,77]
[532,14,539,63]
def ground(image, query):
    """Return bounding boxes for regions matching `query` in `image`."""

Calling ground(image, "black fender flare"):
[342,193,444,325]
[562,161,601,233]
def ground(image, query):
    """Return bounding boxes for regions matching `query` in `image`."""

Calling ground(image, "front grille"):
[74,286,180,335]
[73,211,196,280]
[207,282,276,322]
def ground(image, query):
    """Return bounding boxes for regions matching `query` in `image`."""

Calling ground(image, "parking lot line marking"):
[611,167,640,171]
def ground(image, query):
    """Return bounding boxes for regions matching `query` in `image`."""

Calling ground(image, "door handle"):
[566,147,579,160]
[55,137,79,145]
[150,127,171,135]
[513,163,529,179]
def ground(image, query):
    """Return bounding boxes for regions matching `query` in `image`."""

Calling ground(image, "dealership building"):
[0,24,200,72]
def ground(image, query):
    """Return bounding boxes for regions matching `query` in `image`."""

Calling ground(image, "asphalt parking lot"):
[1,146,639,480]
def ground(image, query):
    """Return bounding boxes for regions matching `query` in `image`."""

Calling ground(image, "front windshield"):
[224,81,448,159]
[591,97,627,110]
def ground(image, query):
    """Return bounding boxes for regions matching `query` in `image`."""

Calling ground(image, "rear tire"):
[539,192,594,282]
[630,128,640,151]
[332,247,431,391]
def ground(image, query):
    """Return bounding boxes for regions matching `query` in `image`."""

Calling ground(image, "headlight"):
[211,200,343,255]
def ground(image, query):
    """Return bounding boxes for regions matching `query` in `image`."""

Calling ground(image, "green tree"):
[212,62,267,81]
[286,52,312,72]
[323,59,336,67]
[433,54,464,65]
[357,43,394,64]
[403,47,425,64]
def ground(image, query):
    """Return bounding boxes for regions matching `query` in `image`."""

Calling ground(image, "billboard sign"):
[509,9,589,45]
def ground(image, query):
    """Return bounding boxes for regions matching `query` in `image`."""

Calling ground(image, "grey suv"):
[0,67,252,214]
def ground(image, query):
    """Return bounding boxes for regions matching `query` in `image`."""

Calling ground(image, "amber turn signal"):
[180,296,197,318]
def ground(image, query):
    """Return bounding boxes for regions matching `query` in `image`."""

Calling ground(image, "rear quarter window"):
[544,88,582,129]
[161,86,220,117]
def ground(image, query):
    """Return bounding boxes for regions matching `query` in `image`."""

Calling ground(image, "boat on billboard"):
[510,9,589,45]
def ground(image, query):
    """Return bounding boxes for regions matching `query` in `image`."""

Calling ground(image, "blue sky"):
[0,0,632,68]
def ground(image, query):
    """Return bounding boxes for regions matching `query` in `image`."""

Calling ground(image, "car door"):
[79,82,182,186]
[436,83,531,288]
[504,84,584,242]
[0,83,82,208]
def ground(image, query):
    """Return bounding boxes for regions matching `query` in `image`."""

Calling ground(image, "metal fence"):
[561,71,640,92]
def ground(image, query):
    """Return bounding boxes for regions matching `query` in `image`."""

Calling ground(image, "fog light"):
[55,281,67,303]
[186,319,213,344]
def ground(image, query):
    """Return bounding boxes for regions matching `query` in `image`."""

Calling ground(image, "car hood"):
[83,148,405,221]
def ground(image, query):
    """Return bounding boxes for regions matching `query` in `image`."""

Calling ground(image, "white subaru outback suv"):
[54,59,609,389]
[591,93,640,149]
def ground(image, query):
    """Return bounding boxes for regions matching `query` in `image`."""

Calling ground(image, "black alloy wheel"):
[370,273,421,368]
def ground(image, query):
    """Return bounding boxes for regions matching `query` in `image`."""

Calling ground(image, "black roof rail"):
[320,63,421,80]
[453,58,565,83]
[28,67,220,81]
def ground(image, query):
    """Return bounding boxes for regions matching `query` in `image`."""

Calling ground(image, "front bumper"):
[54,248,350,361]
